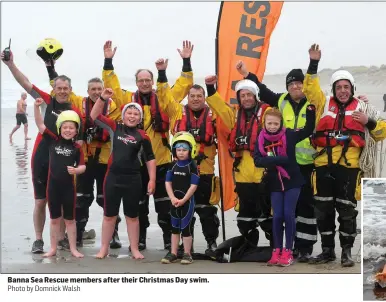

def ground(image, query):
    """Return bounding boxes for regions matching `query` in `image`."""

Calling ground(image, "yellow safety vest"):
[278,93,316,165]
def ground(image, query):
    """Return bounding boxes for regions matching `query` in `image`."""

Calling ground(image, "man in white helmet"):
[303,44,386,267]
[203,73,273,247]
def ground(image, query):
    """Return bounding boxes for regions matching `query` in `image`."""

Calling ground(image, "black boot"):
[341,246,355,267]
[205,240,217,259]
[110,216,122,249]
[163,232,171,250]
[308,247,336,264]
[297,248,313,263]
[138,228,147,251]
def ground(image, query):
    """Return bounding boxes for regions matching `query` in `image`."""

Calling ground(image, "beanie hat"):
[121,103,143,122]
[286,69,305,89]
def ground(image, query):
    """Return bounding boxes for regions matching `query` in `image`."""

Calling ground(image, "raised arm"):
[204,75,236,132]
[102,41,132,109]
[1,51,33,93]
[171,40,194,102]
[34,98,47,134]
[155,58,183,132]
[236,60,282,107]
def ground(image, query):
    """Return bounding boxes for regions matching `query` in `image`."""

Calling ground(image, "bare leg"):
[58,217,65,241]
[33,199,47,240]
[64,219,83,258]
[43,218,60,257]
[171,234,180,256]
[182,236,193,255]
[96,216,116,259]
[9,125,20,142]
[24,124,30,140]
[126,216,144,259]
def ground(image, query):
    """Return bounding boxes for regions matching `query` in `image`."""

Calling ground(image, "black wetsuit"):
[94,115,155,218]
[43,128,85,220]
[166,160,199,237]
[30,85,83,200]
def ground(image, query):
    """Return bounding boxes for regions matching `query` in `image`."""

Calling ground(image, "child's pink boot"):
[267,248,281,266]
[279,248,294,267]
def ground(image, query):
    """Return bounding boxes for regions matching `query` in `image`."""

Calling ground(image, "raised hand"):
[1,50,14,65]
[104,40,117,59]
[205,75,217,85]
[177,40,194,58]
[101,88,114,100]
[35,98,44,107]
[155,58,169,70]
[309,44,321,61]
[236,60,249,77]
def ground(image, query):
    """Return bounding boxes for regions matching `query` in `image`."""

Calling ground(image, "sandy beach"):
[0,108,363,274]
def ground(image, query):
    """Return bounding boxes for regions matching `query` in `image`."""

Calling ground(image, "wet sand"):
[1,108,361,274]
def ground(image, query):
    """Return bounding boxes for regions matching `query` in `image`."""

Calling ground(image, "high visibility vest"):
[278,93,316,165]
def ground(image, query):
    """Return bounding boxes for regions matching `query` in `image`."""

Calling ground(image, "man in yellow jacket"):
[45,62,122,248]
[102,40,193,250]
[155,61,221,258]
[205,74,273,247]
[304,44,386,267]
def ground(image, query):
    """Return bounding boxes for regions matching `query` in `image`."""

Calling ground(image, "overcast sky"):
[2,1,386,89]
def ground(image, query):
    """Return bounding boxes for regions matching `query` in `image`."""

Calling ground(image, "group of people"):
[2,39,386,267]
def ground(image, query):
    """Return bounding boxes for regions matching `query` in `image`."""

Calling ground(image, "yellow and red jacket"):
[313,96,365,148]
[303,73,386,168]
[205,94,268,183]
[156,81,216,175]
[103,69,193,167]
[229,103,270,154]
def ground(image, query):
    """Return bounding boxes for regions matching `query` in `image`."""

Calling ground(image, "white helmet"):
[330,70,355,91]
[235,79,260,99]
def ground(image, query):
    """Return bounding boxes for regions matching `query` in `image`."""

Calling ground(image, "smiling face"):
[265,114,281,134]
[123,107,141,127]
[188,87,205,111]
[87,81,104,102]
[60,121,78,140]
[53,79,72,103]
[239,89,256,109]
[136,70,154,94]
[334,79,353,103]
[287,81,305,102]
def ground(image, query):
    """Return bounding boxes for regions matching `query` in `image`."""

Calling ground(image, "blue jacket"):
[253,106,315,192]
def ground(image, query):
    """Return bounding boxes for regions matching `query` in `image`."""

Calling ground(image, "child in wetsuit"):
[253,106,315,266]
[161,132,200,265]
[34,98,86,258]
[91,88,156,260]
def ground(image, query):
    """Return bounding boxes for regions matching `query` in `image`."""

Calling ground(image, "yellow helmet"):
[171,131,198,159]
[36,38,63,62]
[56,110,80,134]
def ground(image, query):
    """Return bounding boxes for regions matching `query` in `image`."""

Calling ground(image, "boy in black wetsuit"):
[161,132,199,265]
[34,98,86,258]
[91,88,156,260]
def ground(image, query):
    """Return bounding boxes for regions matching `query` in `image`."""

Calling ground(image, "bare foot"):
[42,249,57,258]
[25,137,31,140]
[95,249,109,259]
[71,250,84,258]
[131,250,145,259]
[9,135,12,144]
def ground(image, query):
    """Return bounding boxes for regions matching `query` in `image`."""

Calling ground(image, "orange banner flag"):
[215,1,283,211]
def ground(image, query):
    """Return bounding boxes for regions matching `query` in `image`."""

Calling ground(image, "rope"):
[358,99,385,178]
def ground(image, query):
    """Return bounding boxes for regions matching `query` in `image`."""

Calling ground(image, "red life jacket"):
[312,97,365,148]
[133,90,169,133]
[83,97,110,142]
[229,102,270,153]
[175,105,215,146]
